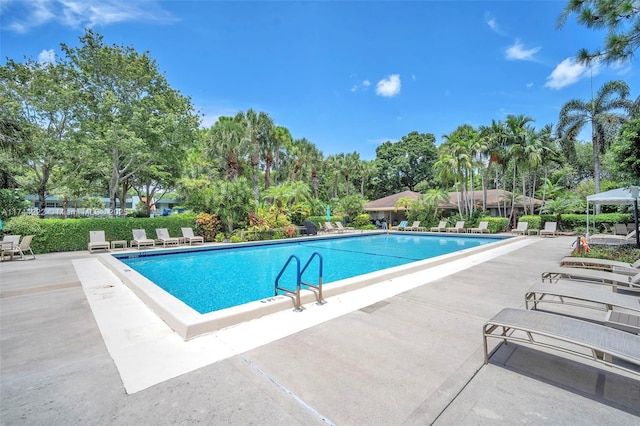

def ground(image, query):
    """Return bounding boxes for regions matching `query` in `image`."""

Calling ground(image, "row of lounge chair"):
[323,221,354,233]
[0,235,36,261]
[483,255,640,377]
[88,228,204,253]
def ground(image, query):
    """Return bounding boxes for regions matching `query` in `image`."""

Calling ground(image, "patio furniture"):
[539,222,558,237]
[446,221,465,233]
[541,267,640,293]
[155,228,180,247]
[1,235,36,260]
[559,257,640,276]
[430,221,447,232]
[483,308,640,377]
[511,221,528,235]
[335,222,355,233]
[131,229,155,249]
[468,221,489,234]
[406,221,425,231]
[88,231,110,253]
[181,227,204,245]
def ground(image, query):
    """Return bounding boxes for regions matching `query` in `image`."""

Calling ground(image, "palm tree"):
[557,80,632,197]
[206,118,249,181]
[235,109,274,198]
[479,120,508,211]
[505,114,534,223]
[357,160,378,197]
[422,188,450,219]
[341,152,360,196]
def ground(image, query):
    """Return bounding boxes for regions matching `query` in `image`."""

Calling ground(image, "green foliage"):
[485,217,510,233]
[194,213,222,242]
[3,214,197,254]
[0,189,30,221]
[589,213,634,232]
[335,194,365,223]
[352,213,371,228]
[372,131,437,197]
[558,0,640,64]
[214,233,226,242]
[229,235,243,243]
[560,213,632,231]
[609,118,640,185]
[210,177,254,233]
[518,215,541,230]
[579,245,640,264]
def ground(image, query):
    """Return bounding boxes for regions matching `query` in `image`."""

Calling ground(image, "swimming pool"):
[117,234,499,314]
[102,232,514,339]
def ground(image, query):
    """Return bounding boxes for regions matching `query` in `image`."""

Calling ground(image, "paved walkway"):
[1,236,639,425]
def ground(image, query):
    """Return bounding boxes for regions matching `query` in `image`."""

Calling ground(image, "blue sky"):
[1,0,637,160]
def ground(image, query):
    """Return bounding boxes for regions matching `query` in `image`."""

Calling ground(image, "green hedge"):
[559,213,632,232]
[518,215,542,230]
[485,217,510,233]
[3,214,198,254]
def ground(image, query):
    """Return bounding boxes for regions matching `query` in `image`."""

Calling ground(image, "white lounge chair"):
[406,221,425,231]
[132,229,155,249]
[483,308,640,377]
[446,221,465,233]
[615,223,629,235]
[539,222,558,237]
[0,235,20,261]
[468,221,489,234]
[430,221,447,232]
[324,222,337,233]
[511,221,528,235]
[335,222,354,233]
[1,235,35,260]
[88,231,110,253]
[155,228,180,247]
[541,267,640,293]
[181,227,204,245]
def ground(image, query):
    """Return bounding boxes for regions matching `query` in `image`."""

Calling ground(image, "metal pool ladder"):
[275,252,326,312]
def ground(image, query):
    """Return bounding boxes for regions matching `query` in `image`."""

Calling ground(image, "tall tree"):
[504,114,535,221]
[557,0,640,63]
[235,109,274,199]
[62,29,199,216]
[0,58,82,217]
[557,80,632,197]
[206,118,250,181]
[374,131,437,196]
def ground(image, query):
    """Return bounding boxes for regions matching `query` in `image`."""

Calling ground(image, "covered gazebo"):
[587,186,640,247]
[363,190,421,226]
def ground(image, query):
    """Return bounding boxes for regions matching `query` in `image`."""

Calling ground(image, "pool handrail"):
[275,255,303,311]
[300,252,325,305]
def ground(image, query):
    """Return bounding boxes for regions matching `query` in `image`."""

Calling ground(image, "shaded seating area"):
[1,235,20,261]
[181,227,204,245]
[539,221,558,237]
[468,221,489,234]
[324,222,337,233]
[446,221,465,233]
[430,220,447,232]
[131,229,155,249]
[156,228,181,247]
[88,231,110,253]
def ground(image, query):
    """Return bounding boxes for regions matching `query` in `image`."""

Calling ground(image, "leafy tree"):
[61,29,198,216]
[0,58,83,217]
[0,188,30,220]
[210,177,254,234]
[374,131,437,197]
[557,0,640,63]
[356,160,378,198]
[609,117,640,185]
[557,80,632,198]
[234,109,274,198]
[335,193,365,223]
[206,118,250,180]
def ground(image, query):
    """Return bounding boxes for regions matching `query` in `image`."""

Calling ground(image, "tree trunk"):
[264,151,273,189]
[593,130,601,214]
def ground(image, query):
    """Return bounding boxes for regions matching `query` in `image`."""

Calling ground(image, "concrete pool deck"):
[1,235,639,424]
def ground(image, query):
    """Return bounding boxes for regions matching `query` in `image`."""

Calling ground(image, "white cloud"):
[376,74,401,97]
[5,0,176,33]
[350,79,371,93]
[526,82,533,88]
[38,49,56,64]
[485,13,506,36]
[544,58,600,89]
[363,80,370,87]
[505,40,541,61]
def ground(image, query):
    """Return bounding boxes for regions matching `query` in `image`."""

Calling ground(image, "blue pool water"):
[116,234,502,314]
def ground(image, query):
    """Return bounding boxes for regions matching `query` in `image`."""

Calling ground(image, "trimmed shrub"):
[485,217,509,233]
[3,214,198,254]
[194,213,222,241]
[518,215,541,230]
[352,213,371,228]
